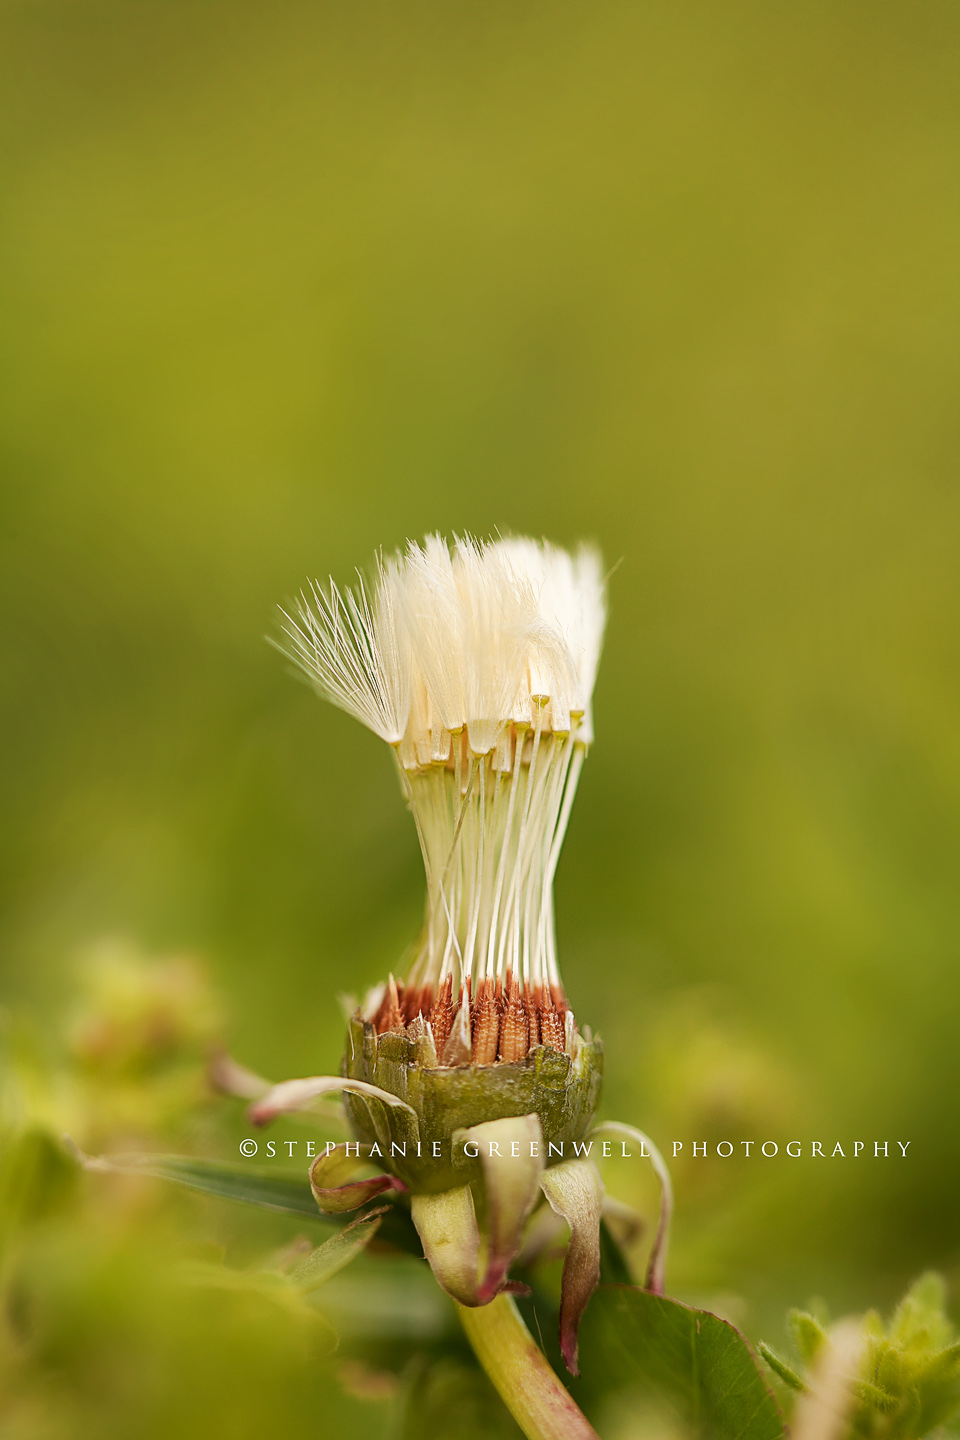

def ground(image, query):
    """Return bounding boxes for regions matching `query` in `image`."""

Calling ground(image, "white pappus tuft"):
[278,532,607,1066]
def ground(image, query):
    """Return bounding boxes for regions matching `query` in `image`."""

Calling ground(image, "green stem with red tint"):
[457,1293,598,1440]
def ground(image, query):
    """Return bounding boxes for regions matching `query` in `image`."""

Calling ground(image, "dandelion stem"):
[456,1293,598,1440]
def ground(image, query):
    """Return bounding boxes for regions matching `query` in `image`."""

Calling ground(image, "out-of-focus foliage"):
[1,0,959,1434]
[0,951,516,1439]
[759,1274,960,1439]
[1,950,784,1440]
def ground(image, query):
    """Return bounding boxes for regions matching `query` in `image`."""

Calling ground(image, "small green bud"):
[790,1309,829,1365]
[851,1379,899,1414]
[891,1272,952,1351]
[874,1340,907,1399]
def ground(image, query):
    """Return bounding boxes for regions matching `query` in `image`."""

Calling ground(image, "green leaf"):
[67,1142,426,1256]
[597,1216,633,1286]
[80,1151,331,1218]
[291,1208,385,1291]
[575,1286,785,1440]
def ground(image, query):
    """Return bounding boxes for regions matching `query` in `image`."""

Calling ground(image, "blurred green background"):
[2,1,959,1435]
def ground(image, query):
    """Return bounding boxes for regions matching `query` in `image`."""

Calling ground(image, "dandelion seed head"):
[277,532,607,1054]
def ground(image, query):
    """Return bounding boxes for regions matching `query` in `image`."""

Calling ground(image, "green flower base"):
[341,1015,604,1193]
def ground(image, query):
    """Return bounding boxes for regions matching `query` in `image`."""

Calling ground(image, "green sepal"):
[757,1342,806,1392]
[459,1114,544,1302]
[539,1157,604,1376]
[309,1142,408,1213]
[411,1186,481,1306]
